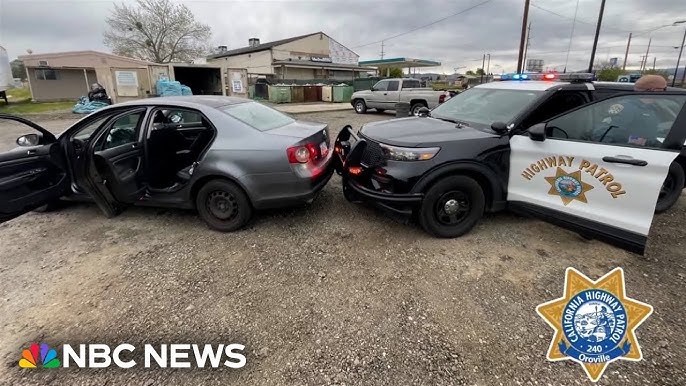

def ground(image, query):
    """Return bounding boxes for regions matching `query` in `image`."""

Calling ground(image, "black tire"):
[353,99,367,114]
[655,162,685,213]
[33,200,62,213]
[376,109,385,113]
[196,179,252,232]
[418,176,485,238]
[410,102,427,116]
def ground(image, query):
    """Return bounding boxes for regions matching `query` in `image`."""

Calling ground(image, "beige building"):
[208,32,373,82]
[19,51,244,103]
[19,51,161,103]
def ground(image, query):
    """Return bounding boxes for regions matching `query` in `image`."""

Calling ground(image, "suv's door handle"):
[383,93,388,95]
[602,156,648,166]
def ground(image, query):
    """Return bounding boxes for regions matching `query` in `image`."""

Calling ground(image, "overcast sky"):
[1,0,686,75]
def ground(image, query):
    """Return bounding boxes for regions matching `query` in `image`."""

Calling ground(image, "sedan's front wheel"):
[196,179,252,232]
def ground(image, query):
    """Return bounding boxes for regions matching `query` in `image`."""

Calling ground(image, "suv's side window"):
[522,91,588,128]
[101,111,145,150]
[547,94,686,149]
[374,81,388,92]
[387,81,399,91]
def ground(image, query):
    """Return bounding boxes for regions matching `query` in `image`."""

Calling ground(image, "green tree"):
[475,68,485,76]
[387,67,404,78]
[465,70,475,76]
[596,67,626,81]
[104,0,212,63]
[642,69,670,79]
[10,59,25,79]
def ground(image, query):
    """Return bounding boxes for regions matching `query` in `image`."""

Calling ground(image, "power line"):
[530,2,631,33]
[350,0,493,49]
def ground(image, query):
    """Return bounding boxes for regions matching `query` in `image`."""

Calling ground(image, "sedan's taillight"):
[287,143,319,163]
[439,94,446,104]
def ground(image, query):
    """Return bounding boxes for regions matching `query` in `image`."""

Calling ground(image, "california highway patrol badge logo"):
[536,268,653,382]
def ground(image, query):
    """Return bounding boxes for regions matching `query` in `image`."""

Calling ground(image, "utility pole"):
[516,0,531,73]
[486,54,491,76]
[480,54,486,83]
[639,55,647,72]
[642,37,652,73]
[622,32,632,70]
[672,26,686,86]
[653,57,656,70]
[380,41,385,60]
[588,0,606,73]
[522,22,532,71]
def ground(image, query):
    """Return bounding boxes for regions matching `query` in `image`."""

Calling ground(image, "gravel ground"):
[0,109,685,385]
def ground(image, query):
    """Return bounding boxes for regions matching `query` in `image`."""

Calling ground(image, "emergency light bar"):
[499,72,594,82]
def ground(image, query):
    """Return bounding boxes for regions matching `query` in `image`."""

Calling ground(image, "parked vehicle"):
[0,96,333,230]
[351,78,448,116]
[334,73,686,255]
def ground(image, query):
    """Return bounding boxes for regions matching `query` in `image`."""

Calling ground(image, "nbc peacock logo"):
[18,343,61,368]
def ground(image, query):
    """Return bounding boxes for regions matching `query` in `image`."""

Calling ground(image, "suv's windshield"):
[431,88,542,128]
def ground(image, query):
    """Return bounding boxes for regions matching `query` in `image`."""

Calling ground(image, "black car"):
[334,74,686,254]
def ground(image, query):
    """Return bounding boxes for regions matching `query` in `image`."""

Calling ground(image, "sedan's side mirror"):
[417,107,430,117]
[528,123,546,141]
[16,133,42,147]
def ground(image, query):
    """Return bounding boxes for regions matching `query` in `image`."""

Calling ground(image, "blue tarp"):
[157,79,193,97]
[72,96,109,114]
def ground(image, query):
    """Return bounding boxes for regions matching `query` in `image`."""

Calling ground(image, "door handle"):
[602,156,648,166]
[383,93,388,95]
[27,149,37,155]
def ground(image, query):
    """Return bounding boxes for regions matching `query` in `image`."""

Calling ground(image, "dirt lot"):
[0,109,685,385]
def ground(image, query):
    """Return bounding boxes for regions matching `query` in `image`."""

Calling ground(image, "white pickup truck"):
[350,78,448,115]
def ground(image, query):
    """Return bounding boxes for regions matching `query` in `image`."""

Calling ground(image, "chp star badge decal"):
[544,167,594,205]
[536,268,653,382]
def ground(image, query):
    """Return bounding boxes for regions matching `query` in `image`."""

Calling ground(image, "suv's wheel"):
[410,102,427,116]
[353,99,367,114]
[196,179,252,232]
[418,176,485,238]
[655,162,685,213]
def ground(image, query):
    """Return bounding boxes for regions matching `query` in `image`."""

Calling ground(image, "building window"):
[36,69,59,80]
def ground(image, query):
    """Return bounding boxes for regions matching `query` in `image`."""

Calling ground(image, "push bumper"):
[342,177,423,217]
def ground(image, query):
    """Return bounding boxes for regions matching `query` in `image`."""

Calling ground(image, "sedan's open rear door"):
[0,114,70,223]
[80,109,148,217]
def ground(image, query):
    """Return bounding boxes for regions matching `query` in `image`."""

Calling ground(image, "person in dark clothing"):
[88,83,111,104]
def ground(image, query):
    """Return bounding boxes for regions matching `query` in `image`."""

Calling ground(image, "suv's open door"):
[0,114,71,223]
[80,108,148,217]
[507,92,686,254]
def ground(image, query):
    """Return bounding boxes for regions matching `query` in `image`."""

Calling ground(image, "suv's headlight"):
[379,143,440,161]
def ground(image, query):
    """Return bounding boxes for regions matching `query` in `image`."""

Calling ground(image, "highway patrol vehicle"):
[335,73,686,254]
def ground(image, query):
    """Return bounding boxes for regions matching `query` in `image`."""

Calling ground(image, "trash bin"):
[321,86,333,102]
[303,85,318,102]
[254,83,269,99]
[395,102,410,117]
[269,85,291,103]
[332,84,354,102]
[291,85,305,103]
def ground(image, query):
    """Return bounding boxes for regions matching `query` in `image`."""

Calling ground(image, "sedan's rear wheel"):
[196,179,252,232]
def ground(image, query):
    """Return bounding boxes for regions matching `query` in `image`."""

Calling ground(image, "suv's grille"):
[361,141,385,168]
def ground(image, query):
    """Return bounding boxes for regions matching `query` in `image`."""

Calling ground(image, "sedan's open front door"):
[81,108,148,217]
[508,92,686,254]
[0,114,70,223]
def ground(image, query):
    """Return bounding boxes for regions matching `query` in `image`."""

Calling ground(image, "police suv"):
[334,73,686,254]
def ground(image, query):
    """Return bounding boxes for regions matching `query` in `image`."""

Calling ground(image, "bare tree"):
[104,0,212,63]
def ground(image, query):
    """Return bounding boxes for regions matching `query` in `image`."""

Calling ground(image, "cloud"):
[1,0,685,73]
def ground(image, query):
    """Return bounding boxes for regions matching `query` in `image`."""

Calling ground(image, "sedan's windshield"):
[431,88,542,128]
[222,102,295,131]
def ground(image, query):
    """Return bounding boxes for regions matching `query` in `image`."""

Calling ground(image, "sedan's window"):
[222,102,294,131]
[102,111,144,150]
[547,94,686,149]
[73,116,110,141]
